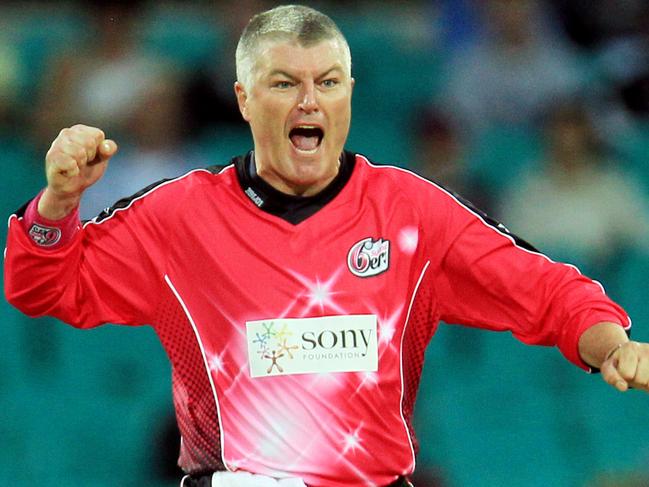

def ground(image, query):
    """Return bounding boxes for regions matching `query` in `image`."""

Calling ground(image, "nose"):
[297,81,318,113]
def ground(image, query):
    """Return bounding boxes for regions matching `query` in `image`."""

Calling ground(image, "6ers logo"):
[28,223,61,247]
[347,237,390,277]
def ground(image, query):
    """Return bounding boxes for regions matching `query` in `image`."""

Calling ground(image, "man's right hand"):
[38,124,118,220]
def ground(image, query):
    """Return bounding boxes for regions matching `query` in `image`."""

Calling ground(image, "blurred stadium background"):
[1,0,648,486]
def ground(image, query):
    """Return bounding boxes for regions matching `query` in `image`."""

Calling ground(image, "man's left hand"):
[601,341,649,392]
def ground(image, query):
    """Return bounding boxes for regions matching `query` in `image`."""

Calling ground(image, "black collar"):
[233,150,355,224]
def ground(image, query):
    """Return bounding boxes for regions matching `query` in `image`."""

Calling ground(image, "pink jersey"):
[4,152,630,486]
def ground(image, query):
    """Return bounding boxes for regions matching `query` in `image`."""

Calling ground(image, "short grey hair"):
[235,5,352,90]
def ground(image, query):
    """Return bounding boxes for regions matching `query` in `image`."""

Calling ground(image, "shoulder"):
[87,163,237,225]
[352,152,453,203]
[352,152,521,241]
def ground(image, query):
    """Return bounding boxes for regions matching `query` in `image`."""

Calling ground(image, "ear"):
[234,82,251,122]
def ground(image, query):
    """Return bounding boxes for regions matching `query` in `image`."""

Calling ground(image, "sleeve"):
[20,190,82,249]
[3,181,175,329]
[427,187,631,371]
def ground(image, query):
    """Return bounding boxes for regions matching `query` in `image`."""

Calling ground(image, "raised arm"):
[4,124,167,328]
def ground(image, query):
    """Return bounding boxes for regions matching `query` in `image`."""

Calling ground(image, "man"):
[4,5,649,487]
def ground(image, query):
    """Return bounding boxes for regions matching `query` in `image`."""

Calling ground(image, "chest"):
[167,191,426,325]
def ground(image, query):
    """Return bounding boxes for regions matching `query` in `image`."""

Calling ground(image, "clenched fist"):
[602,341,649,393]
[39,124,118,220]
[578,321,649,394]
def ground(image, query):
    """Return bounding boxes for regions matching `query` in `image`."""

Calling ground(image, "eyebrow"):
[268,70,298,81]
[316,66,344,80]
[268,65,344,80]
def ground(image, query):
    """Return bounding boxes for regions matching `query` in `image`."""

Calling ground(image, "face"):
[235,38,354,196]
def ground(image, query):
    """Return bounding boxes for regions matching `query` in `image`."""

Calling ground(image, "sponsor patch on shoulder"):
[246,315,378,378]
[28,223,61,247]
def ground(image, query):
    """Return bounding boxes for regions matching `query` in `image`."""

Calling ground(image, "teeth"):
[295,125,318,130]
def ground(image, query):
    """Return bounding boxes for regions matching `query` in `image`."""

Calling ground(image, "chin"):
[288,164,334,193]
[299,154,335,175]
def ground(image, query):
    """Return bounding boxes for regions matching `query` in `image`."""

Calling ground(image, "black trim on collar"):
[233,150,355,224]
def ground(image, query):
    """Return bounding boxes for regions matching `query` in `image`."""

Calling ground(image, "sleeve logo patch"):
[28,223,61,247]
[347,237,390,277]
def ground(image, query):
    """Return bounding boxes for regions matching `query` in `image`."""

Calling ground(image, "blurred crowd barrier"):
[1,1,648,486]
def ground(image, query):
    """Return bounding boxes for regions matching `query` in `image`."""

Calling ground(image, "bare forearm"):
[578,321,629,369]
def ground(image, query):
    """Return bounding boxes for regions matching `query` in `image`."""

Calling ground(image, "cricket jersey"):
[4,151,630,486]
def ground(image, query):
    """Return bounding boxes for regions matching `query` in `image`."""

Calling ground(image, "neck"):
[253,153,341,197]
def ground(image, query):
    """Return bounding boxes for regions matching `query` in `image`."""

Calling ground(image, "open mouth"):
[289,126,324,153]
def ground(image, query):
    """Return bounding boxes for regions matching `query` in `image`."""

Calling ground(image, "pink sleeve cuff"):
[21,191,81,250]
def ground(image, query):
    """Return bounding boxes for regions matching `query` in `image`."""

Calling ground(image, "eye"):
[321,78,339,88]
[273,80,293,89]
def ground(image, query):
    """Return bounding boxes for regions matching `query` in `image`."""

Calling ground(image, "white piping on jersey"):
[4,167,235,255]
[357,154,632,369]
[357,154,632,313]
[5,214,21,260]
[4,167,233,277]
[83,165,235,228]
[164,274,232,472]
[398,260,431,473]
